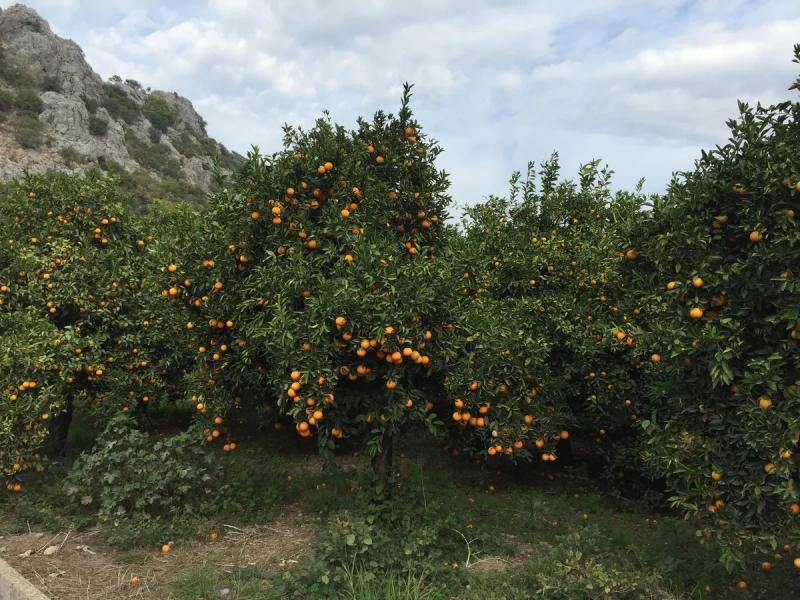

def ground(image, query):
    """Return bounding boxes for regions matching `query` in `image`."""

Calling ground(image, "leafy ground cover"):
[1,422,798,599]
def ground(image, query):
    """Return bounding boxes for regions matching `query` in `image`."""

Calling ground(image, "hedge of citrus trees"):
[622,61,800,562]
[443,156,648,468]
[0,174,197,492]
[2,50,800,565]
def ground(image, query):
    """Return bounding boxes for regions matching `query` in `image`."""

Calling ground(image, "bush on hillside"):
[40,75,62,93]
[124,130,182,180]
[101,83,140,124]
[0,48,34,87]
[14,88,44,114]
[88,115,108,137]
[0,89,13,112]
[58,146,86,167]
[13,113,44,148]
[142,94,178,133]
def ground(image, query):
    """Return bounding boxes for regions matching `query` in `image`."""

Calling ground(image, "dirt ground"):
[0,508,313,599]
[0,434,502,599]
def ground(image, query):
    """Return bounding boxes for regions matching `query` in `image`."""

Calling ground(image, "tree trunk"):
[371,429,394,497]
[44,393,73,457]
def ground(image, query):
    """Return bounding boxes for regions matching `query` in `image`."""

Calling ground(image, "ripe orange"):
[161,543,171,554]
[650,353,661,363]
[130,575,142,586]
[758,396,772,409]
[689,307,704,319]
[749,230,763,242]
[692,276,704,288]
[209,531,219,542]
[625,248,638,260]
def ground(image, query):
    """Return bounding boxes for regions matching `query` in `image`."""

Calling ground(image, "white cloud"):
[2,0,799,203]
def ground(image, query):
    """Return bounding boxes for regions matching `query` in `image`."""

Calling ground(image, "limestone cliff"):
[0,3,243,206]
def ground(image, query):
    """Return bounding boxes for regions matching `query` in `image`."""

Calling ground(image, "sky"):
[2,0,799,210]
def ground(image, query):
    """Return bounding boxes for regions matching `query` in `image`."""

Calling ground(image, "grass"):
[2,424,799,599]
[339,566,441,600]
[174,564,271,600]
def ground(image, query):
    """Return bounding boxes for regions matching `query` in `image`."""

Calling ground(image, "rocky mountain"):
[0,3,243,208]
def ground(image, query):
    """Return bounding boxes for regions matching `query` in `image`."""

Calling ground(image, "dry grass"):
[0,508,313,599]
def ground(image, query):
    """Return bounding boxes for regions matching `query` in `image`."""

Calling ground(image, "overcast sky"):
[3,0,799,209]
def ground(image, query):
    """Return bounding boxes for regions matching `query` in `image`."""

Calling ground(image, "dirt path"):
[0,508,313,599]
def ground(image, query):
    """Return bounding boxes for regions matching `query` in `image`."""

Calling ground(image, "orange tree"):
[0,173,195,493]
[624,47,800,563]
[444,156,648,465]
[174,85,460,476]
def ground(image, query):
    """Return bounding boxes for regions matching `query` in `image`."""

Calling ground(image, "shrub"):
[0,89,13,112]
[147,125,162,144]
[124,130,183,179]
[88,115,108,137]
[64,414,220,518]
[142,94,177,133]
[0,48,33,87]
[81,95,98,114]
[14,88,44,114]
[13,113,44,148]
[40,75,62,93]
[173,131,200,158]
[218,144,244,172]
[101,82,140,124]
[274,477,466,597]
[59,146,86,166]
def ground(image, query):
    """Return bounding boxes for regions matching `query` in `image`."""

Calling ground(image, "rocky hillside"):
[0,3,243,208]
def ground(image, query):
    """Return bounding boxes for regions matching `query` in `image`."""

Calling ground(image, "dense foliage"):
[3,50,800,572]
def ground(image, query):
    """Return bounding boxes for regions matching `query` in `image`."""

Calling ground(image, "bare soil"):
[0,508,312,599]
